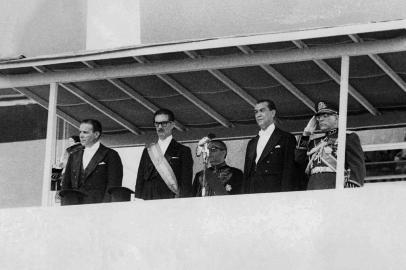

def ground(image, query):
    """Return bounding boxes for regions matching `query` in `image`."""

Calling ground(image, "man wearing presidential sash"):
[135,109,193,199]
[295,101,366,190]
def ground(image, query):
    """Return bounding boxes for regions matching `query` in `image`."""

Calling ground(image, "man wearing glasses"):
[192,140,243,196]
[295,101,365,190]
[135,109,193,199]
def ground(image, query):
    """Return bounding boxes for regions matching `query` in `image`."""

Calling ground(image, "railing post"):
[336,56,350,190]
[41,83,58,206]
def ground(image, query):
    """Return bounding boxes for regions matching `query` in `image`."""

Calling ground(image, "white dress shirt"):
[82,141,100,169]
[158,135,173,154]
[255,123,275,164]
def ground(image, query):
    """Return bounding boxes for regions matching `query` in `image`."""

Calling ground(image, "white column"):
[41,83,58,206]
[336,56,350,190]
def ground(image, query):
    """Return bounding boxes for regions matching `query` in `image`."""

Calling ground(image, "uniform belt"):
[310,166,335,175]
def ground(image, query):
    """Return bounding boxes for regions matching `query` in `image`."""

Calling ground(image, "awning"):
[1,26,406,144]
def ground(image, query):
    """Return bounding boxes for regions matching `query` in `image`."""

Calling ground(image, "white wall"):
[0,140,45,208]
[0,0,86,58]
[1,0,405,58]
[140,0,406,44]
[86,0,141,50]
[0,184,405,269]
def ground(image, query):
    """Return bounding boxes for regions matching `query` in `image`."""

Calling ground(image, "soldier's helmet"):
[315,101,338,116]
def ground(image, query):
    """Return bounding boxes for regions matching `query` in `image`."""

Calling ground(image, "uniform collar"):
[210,161,227,171]
[327,128,338,136]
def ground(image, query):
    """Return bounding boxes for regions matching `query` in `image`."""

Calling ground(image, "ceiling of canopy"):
[1,28,405,144]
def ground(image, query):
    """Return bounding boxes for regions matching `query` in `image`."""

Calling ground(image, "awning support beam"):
[82,61,187,132]
[34,67,143,135]
[184,51,257,106]
[238,45,315,112]
[349,34,406,94]
[292,40,380,116]
[134,56,234,128]
[13,87,80,128]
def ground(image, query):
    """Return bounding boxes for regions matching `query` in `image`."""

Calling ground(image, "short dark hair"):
[256,99,277,111]
[70,135,80,143]
[80,119,102,138]
[154,108,175,122]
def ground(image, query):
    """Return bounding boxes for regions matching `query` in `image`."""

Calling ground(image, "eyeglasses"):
[154,121,172,127]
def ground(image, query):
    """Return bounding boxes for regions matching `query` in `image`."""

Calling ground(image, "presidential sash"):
[147,143,179,196]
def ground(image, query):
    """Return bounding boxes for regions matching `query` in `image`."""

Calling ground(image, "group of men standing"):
[61,99,366,205]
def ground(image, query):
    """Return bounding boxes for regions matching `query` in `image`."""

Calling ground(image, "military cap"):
[208,140,227,151]
[315,101,338,116]
[108,186,134,202]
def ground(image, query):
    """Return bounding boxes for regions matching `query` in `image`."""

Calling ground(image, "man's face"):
[316,113,338,131]
[208,143,226,166]
[154,114,174,140]
[79,123,100,148]
[254,102,276,130]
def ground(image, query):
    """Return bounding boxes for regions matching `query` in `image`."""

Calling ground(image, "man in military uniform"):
[295,101,366,190]
[193,140,243,196]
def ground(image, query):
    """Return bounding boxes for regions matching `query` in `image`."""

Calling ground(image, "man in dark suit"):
[61,119,123,204]
[243,99,298,194]
[135,109,193,200]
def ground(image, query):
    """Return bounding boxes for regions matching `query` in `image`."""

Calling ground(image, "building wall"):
[140,0,406,44]
[0,140,45,208]
[1,185,406,269]
[85,0,141,50]
[0,0,86,58]
[1,0,405,58]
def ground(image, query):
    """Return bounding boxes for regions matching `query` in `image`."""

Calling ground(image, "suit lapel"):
[248,136,258,162]
[83,144,109,180]
[257,128,282,164]
[164,139,178,161]
[246,136,258,174]
[73,150,84,187]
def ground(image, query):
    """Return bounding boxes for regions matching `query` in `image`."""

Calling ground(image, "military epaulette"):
[327,128,338,136]
[309,133,326,140]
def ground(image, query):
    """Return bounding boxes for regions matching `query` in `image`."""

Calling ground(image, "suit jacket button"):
[265,170,269,173]
[266,160,270,164]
